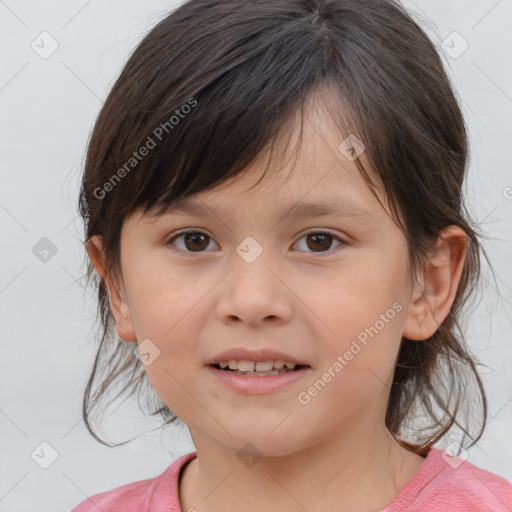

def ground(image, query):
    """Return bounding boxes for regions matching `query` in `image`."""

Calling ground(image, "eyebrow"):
[146,196,373,227]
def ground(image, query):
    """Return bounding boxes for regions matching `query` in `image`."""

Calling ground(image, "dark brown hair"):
[78,0,491,451]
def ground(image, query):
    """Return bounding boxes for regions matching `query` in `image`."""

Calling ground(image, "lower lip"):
[206,365,312,395]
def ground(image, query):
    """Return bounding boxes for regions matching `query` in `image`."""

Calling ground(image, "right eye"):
[167,229,219,255]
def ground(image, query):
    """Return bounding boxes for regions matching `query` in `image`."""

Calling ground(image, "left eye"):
[294,230,344,255]
[167,229,345,256]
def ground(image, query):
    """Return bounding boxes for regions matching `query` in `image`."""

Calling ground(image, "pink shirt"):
[71,447,512,511]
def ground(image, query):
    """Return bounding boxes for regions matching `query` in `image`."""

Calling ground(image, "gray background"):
[1,1,511,510]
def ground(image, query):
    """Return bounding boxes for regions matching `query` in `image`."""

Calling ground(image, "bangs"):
[85,0,405,230]
[83,0,446,243]
[109,21,342,221]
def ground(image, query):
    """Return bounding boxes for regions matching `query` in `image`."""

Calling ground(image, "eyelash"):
[166,228,346,257]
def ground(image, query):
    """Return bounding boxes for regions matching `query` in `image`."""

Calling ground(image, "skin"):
[88,96,467,512]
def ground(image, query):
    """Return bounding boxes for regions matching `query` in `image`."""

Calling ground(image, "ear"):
[402,226,467,340]
[86,235,137,342]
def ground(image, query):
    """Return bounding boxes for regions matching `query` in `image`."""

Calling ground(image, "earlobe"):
[86,235,137,342]
[402,226,467,341]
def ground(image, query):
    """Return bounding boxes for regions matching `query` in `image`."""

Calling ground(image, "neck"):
[178,426,426,512]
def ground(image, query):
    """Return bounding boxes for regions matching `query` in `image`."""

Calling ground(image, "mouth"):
[210,360,310,377]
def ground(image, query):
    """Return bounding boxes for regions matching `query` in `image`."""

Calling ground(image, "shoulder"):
[70,452,197,512]
[412,447,512,511]
[70,476,156,512]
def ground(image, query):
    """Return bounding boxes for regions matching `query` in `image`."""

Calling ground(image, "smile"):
[213,359,303,376]
[207,362,312,394]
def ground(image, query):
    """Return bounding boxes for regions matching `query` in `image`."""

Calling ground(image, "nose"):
[215,253,293,328]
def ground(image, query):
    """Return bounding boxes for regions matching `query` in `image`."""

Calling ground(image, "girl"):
[72,0,512,510]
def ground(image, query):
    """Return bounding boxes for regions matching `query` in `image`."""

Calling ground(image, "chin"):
[217,423,310,459]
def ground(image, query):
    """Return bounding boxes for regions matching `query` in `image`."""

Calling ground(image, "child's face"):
[107,106,420,456]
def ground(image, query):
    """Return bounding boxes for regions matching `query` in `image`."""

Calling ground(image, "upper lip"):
[206,348,310,366]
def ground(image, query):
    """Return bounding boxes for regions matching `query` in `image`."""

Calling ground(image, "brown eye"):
[294,231,344,256]
[183,232,210,251]
[167,229,345,257]
[168,230,217,253]
[306,233,332,252]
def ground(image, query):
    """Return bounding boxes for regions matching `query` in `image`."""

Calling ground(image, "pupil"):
[185,233,209,251]
[307,233,332,252]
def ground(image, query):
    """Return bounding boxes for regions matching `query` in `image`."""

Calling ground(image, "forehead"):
[135,97,390,228]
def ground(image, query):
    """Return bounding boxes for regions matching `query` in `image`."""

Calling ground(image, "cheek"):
[298,304,406,428]
[308,256,405,328]
[302,250,407,378]
[124,258,208,406]
[135,311,203,424]
[126,254,204,336]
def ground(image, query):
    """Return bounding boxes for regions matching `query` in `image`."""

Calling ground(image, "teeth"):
[238,360,255,372]
[255,361,274,372]
[216,359,299,372]
[231,369,280,376]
